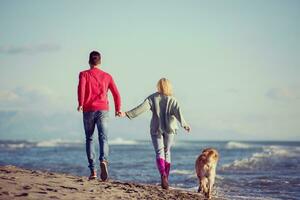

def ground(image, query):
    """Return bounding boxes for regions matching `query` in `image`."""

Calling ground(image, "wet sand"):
[0,165,224,200]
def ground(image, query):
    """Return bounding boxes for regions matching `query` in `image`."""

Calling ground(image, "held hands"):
[184,125,191,133]
[115,111,126,117]
[77,106,126,117]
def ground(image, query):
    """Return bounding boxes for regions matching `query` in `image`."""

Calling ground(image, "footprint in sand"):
[104,186,111,189]
[2,191,9,195]
[36,191,48,194]
[14,192,29,197]
[60,186,78,190]
[23,185,32,190]
[46,188,58,192]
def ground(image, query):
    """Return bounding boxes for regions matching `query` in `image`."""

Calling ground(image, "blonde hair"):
[157,78,173,96]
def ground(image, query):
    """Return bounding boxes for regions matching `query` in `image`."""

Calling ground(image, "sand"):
[0,165,225,200]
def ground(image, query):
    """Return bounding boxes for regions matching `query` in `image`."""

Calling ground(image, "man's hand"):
[115,111,126,117]
[115,111,124,117]
[77,106,83,112]
[184,125,191,133]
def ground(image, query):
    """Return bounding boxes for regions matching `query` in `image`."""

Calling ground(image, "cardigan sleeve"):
[171,99,188,128]
[126,99,151,119]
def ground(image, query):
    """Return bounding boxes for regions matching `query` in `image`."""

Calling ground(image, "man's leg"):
[83,112,96,175]
[95,111,109,181]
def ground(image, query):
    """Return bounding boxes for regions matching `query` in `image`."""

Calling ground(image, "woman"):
[120,78,190,189]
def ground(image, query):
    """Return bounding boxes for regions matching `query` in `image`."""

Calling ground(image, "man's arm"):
[77,72,86,111]
[108,76,121,114]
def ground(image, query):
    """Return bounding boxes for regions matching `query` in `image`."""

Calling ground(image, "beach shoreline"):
[0,165,224,200]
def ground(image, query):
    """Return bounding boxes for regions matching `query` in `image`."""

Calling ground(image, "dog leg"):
[207,172,215,199]
[197,178,202,193]
[200,177,208,196]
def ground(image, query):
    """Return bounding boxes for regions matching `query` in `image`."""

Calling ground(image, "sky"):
[0,0,299,141]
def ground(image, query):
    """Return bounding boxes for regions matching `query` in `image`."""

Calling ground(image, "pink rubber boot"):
[156,158,169,189]
[156,158,166,176]
[165,161,171,178]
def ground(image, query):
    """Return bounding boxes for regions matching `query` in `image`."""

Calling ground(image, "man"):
[77,51,121,181]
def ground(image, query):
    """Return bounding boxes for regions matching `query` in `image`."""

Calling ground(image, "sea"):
[0,139,299,200]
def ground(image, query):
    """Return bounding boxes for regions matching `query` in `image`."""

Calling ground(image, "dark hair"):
[89,51,101,66]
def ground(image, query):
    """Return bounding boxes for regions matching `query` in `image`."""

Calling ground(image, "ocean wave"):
[0,139,82,148]
[36,138,139,146]
[170,169,194,175]
[108,138,138,145]
[0,138,139,148]
[225,141,255,149]
[36,139,81,147]
[0,141,34,149]
[222,145,300,171]
[170,169,224,182]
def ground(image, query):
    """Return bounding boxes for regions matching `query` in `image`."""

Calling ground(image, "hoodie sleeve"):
[77,72,86,106]
[171,99,188,128]
[108,76,121,112]
[126,98,151,119]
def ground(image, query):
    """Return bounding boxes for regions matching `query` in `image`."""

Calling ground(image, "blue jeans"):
[83,111,109,172]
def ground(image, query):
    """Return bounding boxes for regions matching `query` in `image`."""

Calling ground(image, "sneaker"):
[100,161,108,181]
[161,174,169,190]
[88,170,97,180]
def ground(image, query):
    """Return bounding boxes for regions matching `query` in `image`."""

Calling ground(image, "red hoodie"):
[77,67,121,112]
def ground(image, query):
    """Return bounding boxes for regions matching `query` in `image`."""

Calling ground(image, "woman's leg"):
[163,133,175,178]
[151,133,169,189]
[151,133,166,176]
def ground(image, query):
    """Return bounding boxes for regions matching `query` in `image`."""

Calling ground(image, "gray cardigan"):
[126,92,188,134]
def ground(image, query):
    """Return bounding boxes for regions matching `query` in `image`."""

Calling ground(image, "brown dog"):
[195,148,219,199]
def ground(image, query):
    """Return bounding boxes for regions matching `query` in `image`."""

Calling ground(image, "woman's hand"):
[119,112,126,117]
[184,125,191,133]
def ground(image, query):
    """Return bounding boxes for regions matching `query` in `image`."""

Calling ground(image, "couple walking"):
[77,51,191,189]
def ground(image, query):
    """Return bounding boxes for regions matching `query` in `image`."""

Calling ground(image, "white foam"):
[108,137,138,145]
[216,174,224,180]
[1,138,139,148]
[0,141,36,149]
[0,143,28,149]
[36,139,81,147]
[225,141,254,149]
[224,195,280,200]
[187,186,199,192]
[222,145,300,170]
[170,169,194,175]
[36,139,62,147]
[170,170,223,181]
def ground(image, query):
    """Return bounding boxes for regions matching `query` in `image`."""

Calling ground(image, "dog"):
[195,148,219,199]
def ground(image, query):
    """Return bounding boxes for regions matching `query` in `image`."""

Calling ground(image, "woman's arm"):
[172,99,190,131]
[125,99,151,119]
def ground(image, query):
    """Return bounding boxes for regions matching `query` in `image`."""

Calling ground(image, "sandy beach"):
[0,165,225,200]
